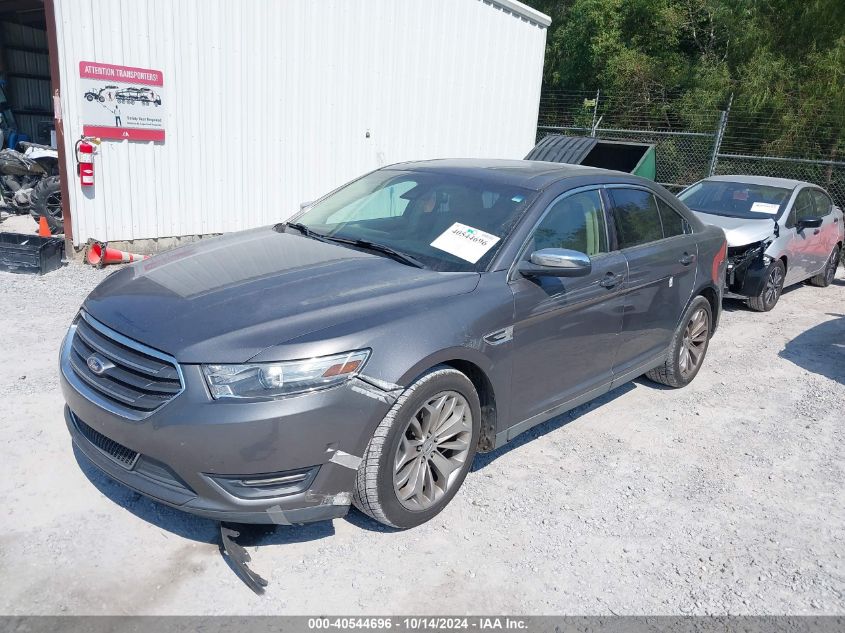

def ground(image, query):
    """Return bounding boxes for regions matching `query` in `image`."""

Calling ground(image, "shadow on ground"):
[472,382,636,471]
[779,313,845,385]
[721,284,804,313]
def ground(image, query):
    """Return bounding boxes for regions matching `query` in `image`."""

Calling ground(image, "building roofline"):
[485,0,552,28]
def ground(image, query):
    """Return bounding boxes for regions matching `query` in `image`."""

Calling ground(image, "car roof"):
[702,174,814,190]
[383,158,639,190]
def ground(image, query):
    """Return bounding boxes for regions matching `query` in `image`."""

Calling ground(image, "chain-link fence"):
[536,89,845,208]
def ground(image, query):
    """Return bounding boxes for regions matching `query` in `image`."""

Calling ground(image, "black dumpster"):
[526,135,656,180]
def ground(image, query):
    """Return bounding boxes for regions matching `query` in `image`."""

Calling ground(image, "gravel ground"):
[0,258,843,615]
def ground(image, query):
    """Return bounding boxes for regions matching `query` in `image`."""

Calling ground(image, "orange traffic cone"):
[38,216,51,237]
[87,241,150,268]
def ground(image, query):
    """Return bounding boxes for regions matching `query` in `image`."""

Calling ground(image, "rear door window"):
[608,188,663,248]
[657,198,690,237]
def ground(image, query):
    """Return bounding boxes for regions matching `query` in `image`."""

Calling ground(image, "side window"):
[609,188,663,248]
[811,190,832,216]
[657,198,690,238]
[530,190,608,256]
[789,190,816,226]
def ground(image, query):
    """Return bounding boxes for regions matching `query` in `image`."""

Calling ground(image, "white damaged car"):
[678,176,844,311]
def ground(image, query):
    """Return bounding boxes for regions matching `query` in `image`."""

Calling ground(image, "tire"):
[808,245,841,287]
[31,175,63,235]
[353,366,481,529]
[747,259,786,312]
[86,94,94,102]
[646,295,712,389]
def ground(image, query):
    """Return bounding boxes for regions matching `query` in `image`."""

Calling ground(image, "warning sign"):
[79,61,166,142]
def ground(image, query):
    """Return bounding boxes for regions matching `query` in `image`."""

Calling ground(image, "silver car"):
[678,176,844,311]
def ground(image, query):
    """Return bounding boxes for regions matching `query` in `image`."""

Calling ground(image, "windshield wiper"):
[324,236,425,268]
[285,222,330,242]
[284,223,424,268]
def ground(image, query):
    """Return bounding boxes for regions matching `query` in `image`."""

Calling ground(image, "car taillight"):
[712,240,727,283]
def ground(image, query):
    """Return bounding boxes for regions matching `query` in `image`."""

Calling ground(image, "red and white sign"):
[80,61,166,142]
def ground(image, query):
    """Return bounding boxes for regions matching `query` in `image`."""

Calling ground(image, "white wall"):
[53,0,549,246]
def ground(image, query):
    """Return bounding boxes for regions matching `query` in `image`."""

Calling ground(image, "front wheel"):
[353,367,480,529]
[808,245,841,287]
[747,259,785,312]
[646,296,712,388]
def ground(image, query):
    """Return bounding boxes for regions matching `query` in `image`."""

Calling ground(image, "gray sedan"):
[61,160,726,529]
[679,176,844,311]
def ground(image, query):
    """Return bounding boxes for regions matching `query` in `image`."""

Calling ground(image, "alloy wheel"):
[678,307,709,379]
[764,265,784,306]
[393,391,473,511]
[825,249,839,285]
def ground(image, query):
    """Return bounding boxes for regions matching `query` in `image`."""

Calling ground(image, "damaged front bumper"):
[724,242,770,299]
[61,349,399,525]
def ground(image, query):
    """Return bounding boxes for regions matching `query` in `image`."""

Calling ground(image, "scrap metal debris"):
[219,523,268,594]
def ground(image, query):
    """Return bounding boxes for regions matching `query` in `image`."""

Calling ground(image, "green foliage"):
[524,0,845,156]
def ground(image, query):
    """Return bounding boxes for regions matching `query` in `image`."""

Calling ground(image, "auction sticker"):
[749,202,780,214]
[431,223,500,263]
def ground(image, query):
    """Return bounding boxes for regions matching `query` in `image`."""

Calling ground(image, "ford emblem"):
[87,355,107,375]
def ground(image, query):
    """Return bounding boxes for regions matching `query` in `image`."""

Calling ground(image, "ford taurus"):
[61,160,727,529]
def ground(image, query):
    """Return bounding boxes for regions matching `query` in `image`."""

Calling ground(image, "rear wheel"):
[646,296,712,388]
[808,245,840,287]
[353,367,480,529]
[747,259,785,312]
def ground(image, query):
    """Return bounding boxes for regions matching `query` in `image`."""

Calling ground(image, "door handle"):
[599,273,622,289]
[679,253,696,266]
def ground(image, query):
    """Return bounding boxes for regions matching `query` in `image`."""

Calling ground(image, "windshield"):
[679,180,792,220]
[290,169,536,272]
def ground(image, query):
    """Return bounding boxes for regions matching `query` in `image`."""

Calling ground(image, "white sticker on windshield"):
[749,202,780,214]
[430,223,501,264]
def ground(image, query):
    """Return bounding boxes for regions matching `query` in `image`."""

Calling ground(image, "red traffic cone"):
[38,216,51,237]
[87,241,150,268]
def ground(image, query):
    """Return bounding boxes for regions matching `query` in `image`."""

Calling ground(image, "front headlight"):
[202,350,370,399]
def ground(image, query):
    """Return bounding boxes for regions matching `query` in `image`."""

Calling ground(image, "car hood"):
[691,211,775,247]
[83,227,480,363]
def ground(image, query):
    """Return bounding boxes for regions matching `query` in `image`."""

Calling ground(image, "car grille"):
[74,415,139,468]
[67,313,183,416]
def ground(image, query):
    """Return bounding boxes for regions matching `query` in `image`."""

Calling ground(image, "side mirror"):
[518,248,592,278]
[796,216,823,230]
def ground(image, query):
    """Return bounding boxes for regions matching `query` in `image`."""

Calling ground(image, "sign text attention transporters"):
[79,61,166,142]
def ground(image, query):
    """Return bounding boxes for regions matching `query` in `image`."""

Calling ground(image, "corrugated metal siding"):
[1,22,53,142]
[53,0,548,246]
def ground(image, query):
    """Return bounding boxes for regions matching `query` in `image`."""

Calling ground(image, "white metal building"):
[35,0,550,248]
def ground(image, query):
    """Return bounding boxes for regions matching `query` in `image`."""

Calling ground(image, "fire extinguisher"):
[75,136,97,187]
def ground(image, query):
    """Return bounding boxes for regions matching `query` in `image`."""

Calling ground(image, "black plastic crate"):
[0,232,65,275]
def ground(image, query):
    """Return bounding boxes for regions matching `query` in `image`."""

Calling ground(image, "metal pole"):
[708,93,732,176]
[590,89,600,137]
